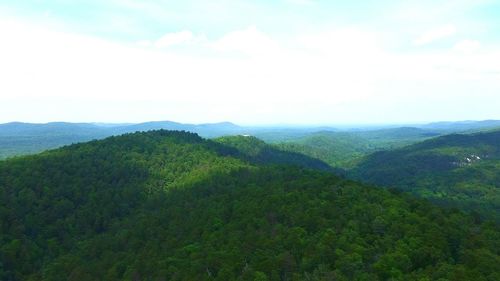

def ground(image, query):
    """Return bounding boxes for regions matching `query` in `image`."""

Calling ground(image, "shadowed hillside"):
[351,130,500,221]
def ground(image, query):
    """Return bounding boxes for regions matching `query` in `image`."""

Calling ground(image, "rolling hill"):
[276,127,441,168]
[0,121,244,159]
[214,135,335,172]
[1,130,499,280]
[351,129,500,221]
[2,120,499,160]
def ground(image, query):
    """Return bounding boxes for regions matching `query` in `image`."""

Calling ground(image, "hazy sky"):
[1,0,499,125]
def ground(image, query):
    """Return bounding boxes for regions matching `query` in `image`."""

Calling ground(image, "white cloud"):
[136,39,153,47]
[286,0,315,5]
[210,26,280,56]
[136,31,207,49]
[1,18,499,124]
[154,30,194,48]
[453,39,481,53]
[296,28,382,58]
[414,24,457,46]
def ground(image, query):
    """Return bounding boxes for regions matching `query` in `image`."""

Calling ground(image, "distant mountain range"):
[417,120,500,132]
[1,120,500,160]
[0,120,340,159]
[0,121,242,137]
[0,121,244,159]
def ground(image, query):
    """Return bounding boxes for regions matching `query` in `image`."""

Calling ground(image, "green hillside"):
[276,128,440,168]
[351,130,500,221]
[214,135,335,172]
[1,131,499,280]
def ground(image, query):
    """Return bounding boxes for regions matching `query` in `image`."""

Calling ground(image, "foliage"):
[215,135,334,172]
[276,128,440,168]
[351,131,500,221]
[0,130,499,280]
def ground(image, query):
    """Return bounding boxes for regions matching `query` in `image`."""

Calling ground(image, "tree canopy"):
[0,130,499,280]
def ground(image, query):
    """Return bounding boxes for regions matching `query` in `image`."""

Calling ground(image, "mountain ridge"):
[2,119,499,160]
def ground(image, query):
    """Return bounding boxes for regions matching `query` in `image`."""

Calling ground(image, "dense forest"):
[214,135,335,172]
[275,128,440,168]
[351,130,500,221]
[1,130,499,280]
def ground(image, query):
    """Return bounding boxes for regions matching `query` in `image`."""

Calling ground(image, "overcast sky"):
[1,0,499,125]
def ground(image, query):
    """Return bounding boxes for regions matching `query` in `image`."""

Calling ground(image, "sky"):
[0,0,500,125]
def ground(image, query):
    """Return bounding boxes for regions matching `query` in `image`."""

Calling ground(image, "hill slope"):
[351,130,500,221]
[0,131,499,280]
[276,128,440,168]
[215,135,335,172]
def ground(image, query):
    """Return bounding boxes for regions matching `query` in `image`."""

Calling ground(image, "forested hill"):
[214,135,334,172]
[0,121,243,159]
[351,130,500,221]
[1,130,499,280]
[275,127,440,169]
